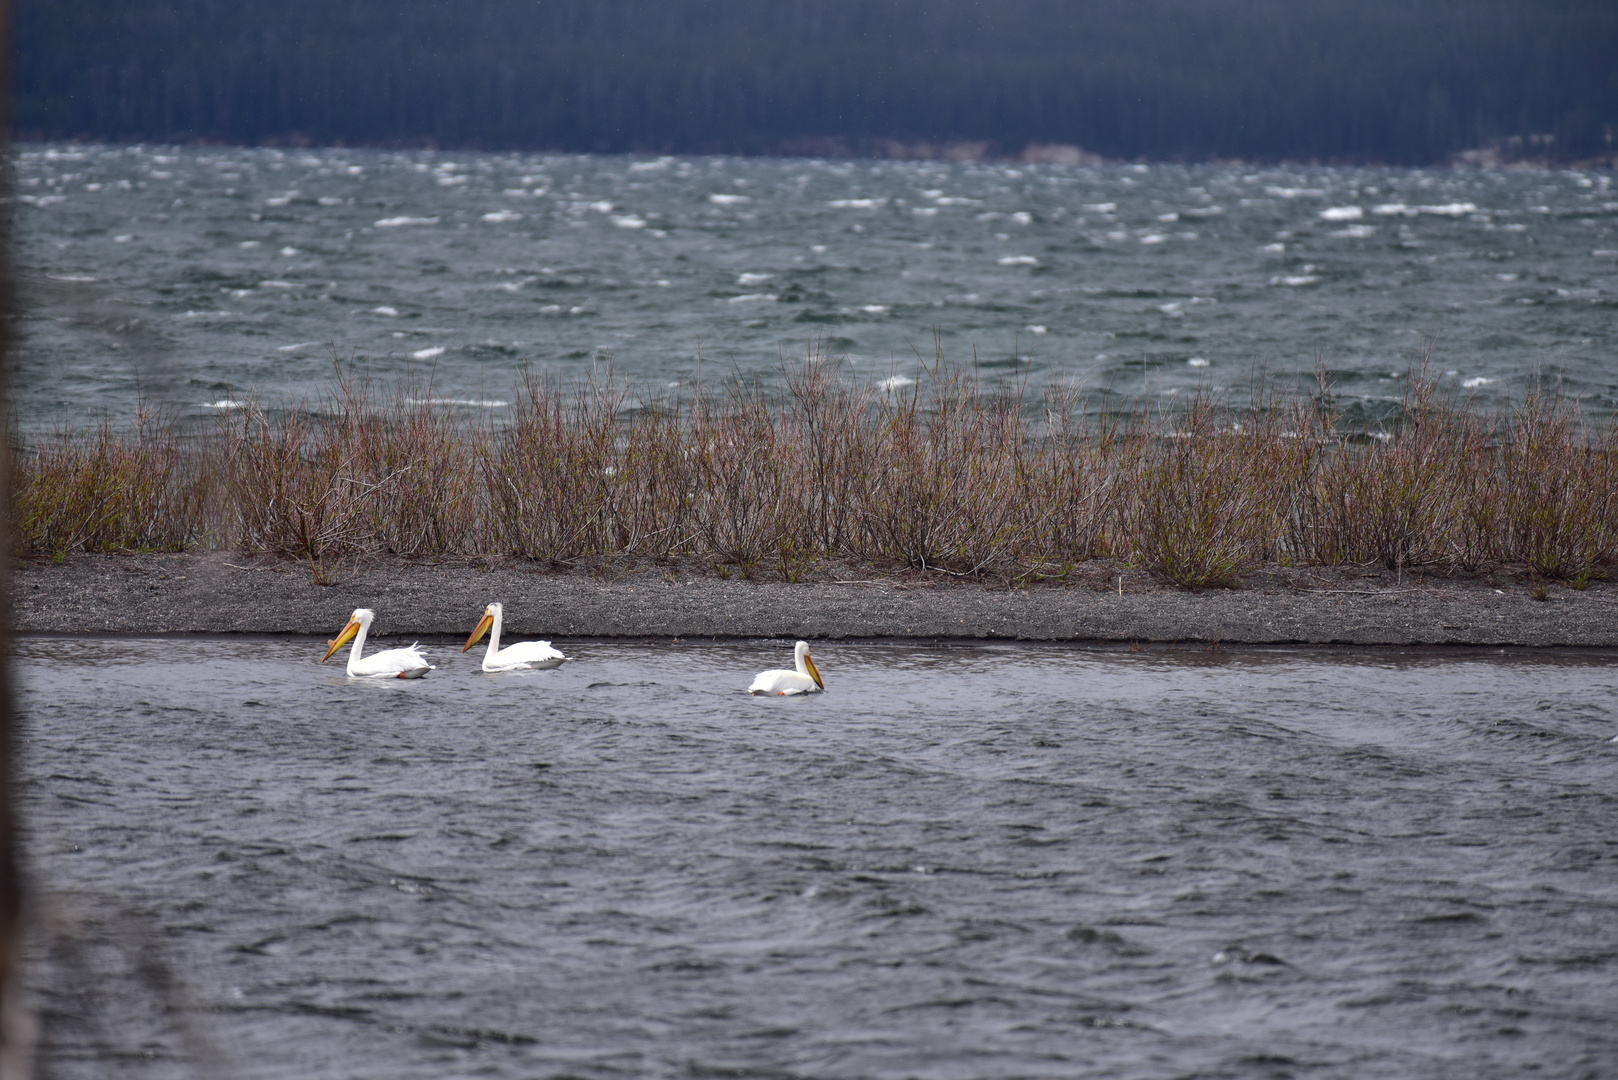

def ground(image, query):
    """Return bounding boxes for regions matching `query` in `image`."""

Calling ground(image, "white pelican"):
[463,602,567,672]
[749,640,825,695]
[320,608,434,678]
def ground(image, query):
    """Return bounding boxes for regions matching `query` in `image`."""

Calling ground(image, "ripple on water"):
[17,638,1618,1077]
[13,146,1618,432]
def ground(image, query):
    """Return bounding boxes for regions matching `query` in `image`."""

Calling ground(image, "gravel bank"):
[13,553,1618,647]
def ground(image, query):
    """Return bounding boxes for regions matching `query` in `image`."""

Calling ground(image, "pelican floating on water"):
[321,608,434,678]
[749,640,825,695]
[463,602,568,672]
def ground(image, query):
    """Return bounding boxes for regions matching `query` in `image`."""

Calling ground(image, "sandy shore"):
[12,552,1618,647]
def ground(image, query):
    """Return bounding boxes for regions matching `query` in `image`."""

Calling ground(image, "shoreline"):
[14,553,1618,648]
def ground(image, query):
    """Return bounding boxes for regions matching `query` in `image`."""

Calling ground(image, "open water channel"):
[19,637,1618,1078]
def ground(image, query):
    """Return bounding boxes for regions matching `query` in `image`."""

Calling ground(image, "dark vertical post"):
[0,0,22,1073]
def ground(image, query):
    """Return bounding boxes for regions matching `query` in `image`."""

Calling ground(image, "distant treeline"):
[15,0,1618,163]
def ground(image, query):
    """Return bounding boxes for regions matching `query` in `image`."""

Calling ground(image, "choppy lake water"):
[13,145,1618,431]
[20,637,1618,1078]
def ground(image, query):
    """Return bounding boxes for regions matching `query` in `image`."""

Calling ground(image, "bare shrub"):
[1016,383,1117,576]
[488,368,624,563]
[855,366,1035,574]
[15,355,1618,588]
[1497,388,1616,579]
[350,384,485,558]
[1302,364,1469,570]
[1127,392,1273,589]
[224,399,374,576]
[14,410,213,556]
[221,370,485,580]
[776,351,873,558]
[688,379,785,574]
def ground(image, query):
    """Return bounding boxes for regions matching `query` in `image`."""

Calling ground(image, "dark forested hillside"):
[15,0,1618,163]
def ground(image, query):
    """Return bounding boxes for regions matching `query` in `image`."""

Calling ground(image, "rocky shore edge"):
[12,552,1618,648]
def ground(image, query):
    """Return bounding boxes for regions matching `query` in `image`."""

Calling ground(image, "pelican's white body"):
[467,603,567,672]
[749,640,824,695]
[324,608,434,679]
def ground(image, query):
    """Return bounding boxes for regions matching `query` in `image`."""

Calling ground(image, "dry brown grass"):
[13,409,216,558]
[222,372,484,580]
[11,354,1617,589]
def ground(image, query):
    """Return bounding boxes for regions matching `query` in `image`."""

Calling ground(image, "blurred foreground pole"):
[0,0,26,1072]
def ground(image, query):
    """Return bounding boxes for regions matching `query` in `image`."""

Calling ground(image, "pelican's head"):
[321,608,373,663]
[463,602,501,652]
[795,639,825,690]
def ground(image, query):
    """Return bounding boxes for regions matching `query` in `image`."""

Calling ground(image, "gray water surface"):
[20,638,1618,1078]
[15,146,1618,431]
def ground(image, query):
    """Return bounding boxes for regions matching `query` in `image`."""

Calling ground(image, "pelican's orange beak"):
[804,652,825,690]
[463,609,494,652]
[321,620,360,663]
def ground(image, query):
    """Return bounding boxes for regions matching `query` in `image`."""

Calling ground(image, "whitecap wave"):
[374,216,439,227]
[1372,202,1479,218]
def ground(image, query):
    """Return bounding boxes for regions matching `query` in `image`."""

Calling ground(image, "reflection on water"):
[18,638,1618,1078]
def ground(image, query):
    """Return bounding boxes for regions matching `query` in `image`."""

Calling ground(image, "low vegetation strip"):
[12,356,1617,591]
